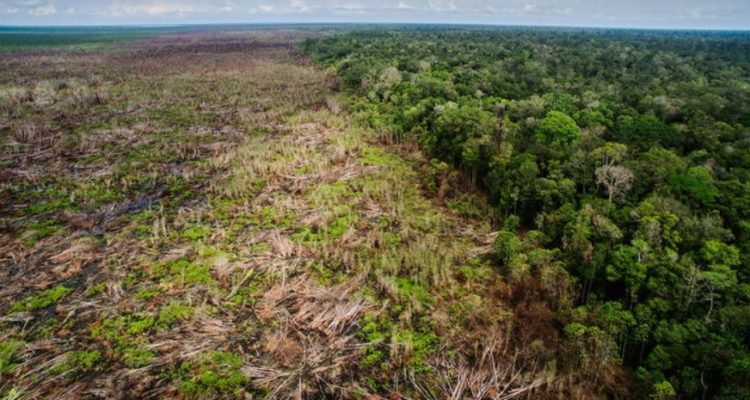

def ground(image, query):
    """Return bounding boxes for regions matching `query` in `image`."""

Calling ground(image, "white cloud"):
[428,0,457,12]
[218,0,233,12]
[342,4,363,10]
[335,3,365,12]
[397,1,416,10]
[106,3,193,16]
[99,1,242,17]
[291,0,311,13]
[28,3,56,16]
[522,4,537,14]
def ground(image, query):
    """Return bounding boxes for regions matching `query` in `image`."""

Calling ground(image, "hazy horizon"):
[1,1,749,30]
[1,22,750,32]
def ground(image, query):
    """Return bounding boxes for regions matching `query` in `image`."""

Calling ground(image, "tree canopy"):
[303,26,750,399]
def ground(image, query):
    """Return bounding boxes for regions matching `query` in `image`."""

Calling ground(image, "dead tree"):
[595,164,634,204]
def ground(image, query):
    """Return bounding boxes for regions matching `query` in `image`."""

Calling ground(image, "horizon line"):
[1,21,749,32]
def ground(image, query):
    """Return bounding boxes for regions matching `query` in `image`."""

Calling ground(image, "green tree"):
[536,111,581,146]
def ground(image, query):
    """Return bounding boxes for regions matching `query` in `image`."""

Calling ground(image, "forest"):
[301,27,750,399]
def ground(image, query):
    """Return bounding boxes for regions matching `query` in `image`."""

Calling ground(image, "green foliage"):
[0,341,24,373]
[157,302,194,328]
[359,313,394,370]
[395,328,438,373]
[126,315,156,335]
[91,313,155,350]
[175,351,248,398]
[431,103,498,166]
[304,27,750,399]
[71,350,102,370]
[310,263,335,285]
[26,199,74,215]
[291,213,357,245]
[10,286,72,312]
[448,294,484,327]
[123,347,155,368]
[651,381,677,400]
[50,350,103,374]
[448,194,489,219]
[157,258,213,285]
[493,229,522,266]
[181,224,210,241]
[83,283,107,298]
[536,111,581,146]
[0,388,22,400]
[667,166,717,205]
[21,221,66,247]
[395,278,430,306]
[605,245,647,296]
[134,287,161,301]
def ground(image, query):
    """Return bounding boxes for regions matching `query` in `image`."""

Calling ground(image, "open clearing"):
[1,29,601,399]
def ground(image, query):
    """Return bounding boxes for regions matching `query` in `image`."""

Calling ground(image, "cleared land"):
[1,29,608,399]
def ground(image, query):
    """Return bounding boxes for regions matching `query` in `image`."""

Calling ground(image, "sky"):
[0,0,749,29]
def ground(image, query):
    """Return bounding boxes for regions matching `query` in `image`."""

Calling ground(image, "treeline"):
[302,27,750,399]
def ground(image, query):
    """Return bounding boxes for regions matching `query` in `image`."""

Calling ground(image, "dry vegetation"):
[1,29,620,399]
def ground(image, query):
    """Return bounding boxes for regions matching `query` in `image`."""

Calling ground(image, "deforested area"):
[1,24,749,400]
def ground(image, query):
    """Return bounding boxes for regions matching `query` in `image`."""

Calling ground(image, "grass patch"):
[174,351,248,399]
[21,221,66,247]
[10,286,72,313]
[360,313,393,370]
[123,347,155,368]
[448,195,488,219]
[26,199,75,215]
[134,287,162,301]
[49,349,103,375]
[181,225,211,241]
[157,302,194,328]
[0,340,25,373]
[154,258,214,285]
[84,283,107,298]
[73,186,124,208]
[395,278,430,306]
[306,181,356,207]
[252,204,296,229]
[91,313,155,350]
[395,328,438,373]
[359,146,393,167]
[292,212,357,245]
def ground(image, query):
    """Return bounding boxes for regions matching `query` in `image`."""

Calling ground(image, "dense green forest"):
[302,27,750,399]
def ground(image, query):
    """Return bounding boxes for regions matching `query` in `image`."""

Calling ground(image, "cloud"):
[397,1,416,10]
[99,0,235,17]
[104,3,196,16]
[522,4,537,14]
[428,0,457,12]
[28,3,56,15]
[291,0,311,13]
[1,0,748,29]
[335,3,364,11]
